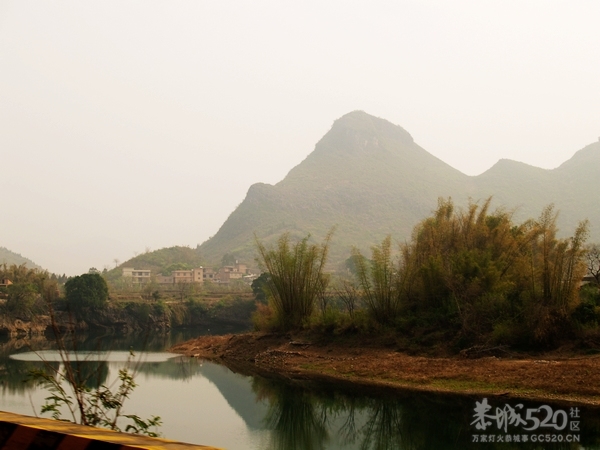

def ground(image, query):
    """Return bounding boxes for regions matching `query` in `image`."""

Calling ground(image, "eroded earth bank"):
[171,332,600,406]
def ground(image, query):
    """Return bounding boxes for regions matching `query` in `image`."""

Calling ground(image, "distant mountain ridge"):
[198,111,600,267]
[0,247,42,270]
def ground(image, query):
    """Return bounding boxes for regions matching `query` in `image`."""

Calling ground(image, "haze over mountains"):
[199,111,600,267]
[4,111,598,273]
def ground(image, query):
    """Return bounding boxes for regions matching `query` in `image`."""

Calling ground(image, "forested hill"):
[0,247,42,270]
[198,111,600,267]
[104,246,204,281]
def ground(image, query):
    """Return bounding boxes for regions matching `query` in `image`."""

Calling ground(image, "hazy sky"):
[1,1,599,275]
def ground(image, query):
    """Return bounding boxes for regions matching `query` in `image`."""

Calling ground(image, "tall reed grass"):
[255,231,333,330]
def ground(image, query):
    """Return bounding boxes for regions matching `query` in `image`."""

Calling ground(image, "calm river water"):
[2,330,600,449]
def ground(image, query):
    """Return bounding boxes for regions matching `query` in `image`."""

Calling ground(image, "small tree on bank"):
[65,273,109,314]
[29,302,162,436]
[255,231,333,331]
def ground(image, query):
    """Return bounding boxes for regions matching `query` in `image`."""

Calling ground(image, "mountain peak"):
[331,110,414,146]
[556,141,600,171]
[479,158,547,178]
[280,111,441,187]
[198,113,599,267]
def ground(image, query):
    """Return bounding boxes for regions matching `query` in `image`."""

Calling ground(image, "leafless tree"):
[334,278,361,319]
[586,244,600,285]
[175,281,192,301]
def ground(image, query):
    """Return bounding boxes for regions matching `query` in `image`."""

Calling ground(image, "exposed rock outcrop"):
[0,315,52,338]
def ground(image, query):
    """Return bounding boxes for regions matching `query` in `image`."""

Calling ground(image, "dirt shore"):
[170,332,600,405]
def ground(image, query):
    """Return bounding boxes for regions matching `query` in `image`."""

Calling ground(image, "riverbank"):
[171,332,600,406]
[0,297,254,338]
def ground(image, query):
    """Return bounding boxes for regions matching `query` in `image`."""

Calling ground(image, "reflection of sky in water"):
[1,352,270,449]
[2,348,597,449]
[10,350,181,363]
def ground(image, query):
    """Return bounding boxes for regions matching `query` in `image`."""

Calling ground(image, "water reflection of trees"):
[0,334,56,395]
[0,359,53,395]
[252,377,596,450]
[0,333,205,400]
[1,353,201,389]
[135,357,201,381]
[263,384,328,450]
[253,377,451,450]
[0,358,110,394]
[71,360,109,389]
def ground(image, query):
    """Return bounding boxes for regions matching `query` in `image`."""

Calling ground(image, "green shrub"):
[124,302,152,324]
[252,302,278,331]
[580,284,600,306]
[491,320,517,345]
[185,298,207,319]
[153,300,168,317]
[571,302,598,327]
[308,308,344,333]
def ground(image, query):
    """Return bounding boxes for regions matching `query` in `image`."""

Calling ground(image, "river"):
[1,330,600,449]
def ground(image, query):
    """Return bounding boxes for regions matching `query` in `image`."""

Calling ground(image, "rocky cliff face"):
[0,315,52,338]
[0,300,254,338]
[0,309,169,338]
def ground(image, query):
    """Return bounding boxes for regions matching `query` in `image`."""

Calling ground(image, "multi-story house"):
[172,268,204,284]
[203,268,216,282]
[122,264,253,285]
[122,268,151,284]
[215,263,248,283]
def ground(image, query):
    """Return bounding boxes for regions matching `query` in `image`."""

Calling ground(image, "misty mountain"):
[0,247,42,270]
[199,111,599,267]
[472,143,600,237]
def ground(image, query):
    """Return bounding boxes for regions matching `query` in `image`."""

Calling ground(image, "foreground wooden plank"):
[0,411,223,450]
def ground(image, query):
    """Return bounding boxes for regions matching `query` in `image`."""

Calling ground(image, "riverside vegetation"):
[0,265,254,435]
[27,309,163,436]
[3,195,600,432]
[0,270,162,435]
[166,197,600,407]
[253,198,600,353]
[0,264,255,337]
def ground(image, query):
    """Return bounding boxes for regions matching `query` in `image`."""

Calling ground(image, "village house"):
[582,275,599,287]
[122,262,252,285]
[202,267,216,282]
[215,263,248,283]
[172,268,204,284]
[155,275,174,284]
[122,268,151,284]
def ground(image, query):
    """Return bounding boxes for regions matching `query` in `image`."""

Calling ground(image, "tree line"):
[253,198,600,351]
[0,264,108,319]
